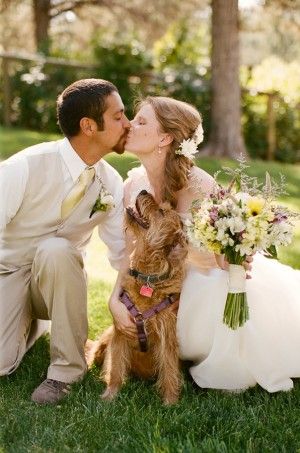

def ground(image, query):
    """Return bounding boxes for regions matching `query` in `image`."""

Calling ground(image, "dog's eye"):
[159,208,165,216]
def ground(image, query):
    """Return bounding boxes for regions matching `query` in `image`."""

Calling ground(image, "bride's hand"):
[243,255,253,278]
[215,254,254,279]
[109,296,137,339]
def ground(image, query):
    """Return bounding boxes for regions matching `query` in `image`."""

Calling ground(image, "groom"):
[0,78,130,404]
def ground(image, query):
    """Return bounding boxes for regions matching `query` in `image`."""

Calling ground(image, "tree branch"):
[50,0,154,22]
[50,0,103,17]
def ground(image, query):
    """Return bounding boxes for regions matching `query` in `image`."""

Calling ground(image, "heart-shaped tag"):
[140,285,153,298]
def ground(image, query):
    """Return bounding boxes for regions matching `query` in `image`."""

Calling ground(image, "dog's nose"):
[139,190,148,196]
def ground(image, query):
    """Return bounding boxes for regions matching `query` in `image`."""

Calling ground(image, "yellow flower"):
[247,198,265,216]
[208,241,222,254]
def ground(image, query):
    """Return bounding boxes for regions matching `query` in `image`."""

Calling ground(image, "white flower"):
[175,122,204,160]
[90,186,114,218]
[235,243,254,256]
[267,221,293,247]
[227,217,246,234]
[101,193,114,206]
[193,123,204,145]
[175,138,198,160]
[235,192,251,204]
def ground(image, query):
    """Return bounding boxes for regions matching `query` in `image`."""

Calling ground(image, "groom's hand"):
[109,296,137,338]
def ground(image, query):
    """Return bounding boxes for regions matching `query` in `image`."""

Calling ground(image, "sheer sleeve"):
[124,166,152,207]
[184,166,219,272]
[187,165,217,197]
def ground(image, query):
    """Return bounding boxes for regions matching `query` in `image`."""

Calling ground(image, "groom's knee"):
[34,238,79,268]
[36,237,72,258]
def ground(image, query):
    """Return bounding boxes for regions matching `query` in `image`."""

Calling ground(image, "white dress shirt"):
[0,138,125,269]
[0,138,99,229]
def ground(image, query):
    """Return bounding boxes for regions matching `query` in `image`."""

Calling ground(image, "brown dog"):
[91,190,188,405]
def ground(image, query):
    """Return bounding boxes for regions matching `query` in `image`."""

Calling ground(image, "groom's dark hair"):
[57,78,118,138]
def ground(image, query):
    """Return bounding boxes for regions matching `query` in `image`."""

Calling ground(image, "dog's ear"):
[167,231,188,262]
[159,201,172,213]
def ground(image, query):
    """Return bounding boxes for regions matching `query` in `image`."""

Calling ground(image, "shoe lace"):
[45,379,70,391]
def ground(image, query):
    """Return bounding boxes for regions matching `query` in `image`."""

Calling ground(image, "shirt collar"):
[59,137,102,182]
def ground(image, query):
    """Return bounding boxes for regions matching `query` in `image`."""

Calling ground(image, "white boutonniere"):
[89,185,114,218]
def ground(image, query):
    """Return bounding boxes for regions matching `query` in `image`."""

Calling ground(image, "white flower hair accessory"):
[175,123,204,160]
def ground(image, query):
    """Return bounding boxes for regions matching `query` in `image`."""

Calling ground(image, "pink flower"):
[273,212,288,223]
[209,206,219,224]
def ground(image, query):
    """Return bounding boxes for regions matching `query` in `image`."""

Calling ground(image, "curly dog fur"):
[90,191,188,404]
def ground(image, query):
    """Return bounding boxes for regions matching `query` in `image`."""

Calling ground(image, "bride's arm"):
[182,166,221,270]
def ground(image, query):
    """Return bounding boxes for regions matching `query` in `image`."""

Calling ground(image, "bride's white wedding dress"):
[127,166,300,393]
[177,251,300,392]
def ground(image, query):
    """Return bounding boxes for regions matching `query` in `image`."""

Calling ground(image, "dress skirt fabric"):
[177,254,300,392]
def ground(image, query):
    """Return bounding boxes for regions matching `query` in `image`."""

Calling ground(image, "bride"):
[111,95,300,393]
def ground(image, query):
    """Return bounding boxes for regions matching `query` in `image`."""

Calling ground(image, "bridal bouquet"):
[187,160,298,330]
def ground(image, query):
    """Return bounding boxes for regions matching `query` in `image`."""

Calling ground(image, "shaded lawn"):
[0,126,61,161]
[1,127,300,452]
[1,280,300,452]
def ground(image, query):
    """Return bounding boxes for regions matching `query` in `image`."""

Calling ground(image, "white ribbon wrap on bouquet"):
[228,264,246,293]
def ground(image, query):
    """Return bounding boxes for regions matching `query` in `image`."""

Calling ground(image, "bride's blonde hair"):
[136,96,202,208]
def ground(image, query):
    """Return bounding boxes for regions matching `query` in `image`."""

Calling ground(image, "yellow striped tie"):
[61,167,95,218]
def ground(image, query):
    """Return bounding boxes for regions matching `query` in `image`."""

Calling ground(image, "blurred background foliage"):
[0,0,299,162]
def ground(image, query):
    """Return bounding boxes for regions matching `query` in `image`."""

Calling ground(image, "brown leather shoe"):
[31,379,71,404]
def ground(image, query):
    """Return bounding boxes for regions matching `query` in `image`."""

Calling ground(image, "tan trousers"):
[0,237,88,383]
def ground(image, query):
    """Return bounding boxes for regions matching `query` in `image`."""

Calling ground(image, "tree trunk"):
[32,0,51,54]
[204,0,248,158]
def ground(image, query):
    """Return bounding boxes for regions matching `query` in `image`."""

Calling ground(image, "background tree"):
[203,0,247,158]
[1,0,299,162]
[31,0,198,54]
[33,0,51,53]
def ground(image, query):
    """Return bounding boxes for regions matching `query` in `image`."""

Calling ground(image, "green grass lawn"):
[1,127,300,452]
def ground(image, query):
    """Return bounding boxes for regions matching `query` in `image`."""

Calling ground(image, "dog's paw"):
[85,339,98,368]
[101,387,118,401]
[163,394,179,406]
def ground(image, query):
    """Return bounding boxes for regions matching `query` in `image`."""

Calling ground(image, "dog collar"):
[128,268,170,284]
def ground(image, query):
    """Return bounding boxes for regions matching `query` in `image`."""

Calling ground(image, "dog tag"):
[140,285,153,298]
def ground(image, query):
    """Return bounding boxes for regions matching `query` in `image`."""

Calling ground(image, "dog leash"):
[119,289,178,352]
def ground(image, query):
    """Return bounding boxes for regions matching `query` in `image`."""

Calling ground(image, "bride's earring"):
[158,145,162,155]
